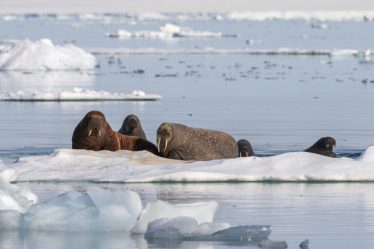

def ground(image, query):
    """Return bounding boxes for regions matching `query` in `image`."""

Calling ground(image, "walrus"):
[72,111,159,155]
[118,114,147,140]
[304,137,337,158]
[237,139,255,157]
[156,123,238,161]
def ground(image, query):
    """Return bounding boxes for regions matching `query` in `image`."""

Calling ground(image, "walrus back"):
[172,124,238,161]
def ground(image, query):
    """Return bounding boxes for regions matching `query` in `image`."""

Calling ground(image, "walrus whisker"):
[88,129,92,136]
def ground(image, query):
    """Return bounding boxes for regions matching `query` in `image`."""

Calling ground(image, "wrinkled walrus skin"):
[156,123,238,161]
[72,111,159,155]
[304,136,337,158]
[118,114,147,140]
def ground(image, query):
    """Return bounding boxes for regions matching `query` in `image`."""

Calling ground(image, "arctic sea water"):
[1,12,374,249]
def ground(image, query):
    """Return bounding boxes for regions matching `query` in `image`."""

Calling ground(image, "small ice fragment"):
[209,225,271,242]
[259,239,288,249]
[299,239,309,249]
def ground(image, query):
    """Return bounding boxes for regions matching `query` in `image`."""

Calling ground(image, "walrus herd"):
[72,111,337,161]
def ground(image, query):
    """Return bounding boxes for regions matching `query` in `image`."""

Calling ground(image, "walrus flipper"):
[167,150,184,160]
[134,138,161,156]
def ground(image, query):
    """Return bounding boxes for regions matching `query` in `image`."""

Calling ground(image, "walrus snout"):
[324,137,336,149]
[237,139,255,157]
[156,123,173,154]
[126,115,139,129]
[87,128,102,137]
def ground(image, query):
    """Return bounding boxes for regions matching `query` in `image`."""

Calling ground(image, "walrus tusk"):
[326,144,330,148]
[88,129,92,136]
[164,139,168,153]
[245,151,248,157]
[98,130,101,137]
[157,138,161,153]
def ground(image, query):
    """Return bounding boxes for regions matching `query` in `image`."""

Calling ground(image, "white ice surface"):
[24,188,142,231]
[0,39,96,71]
[0,88,161,101]
[0,162,37,214]
[10,146,374,183]
[106,23,235,39]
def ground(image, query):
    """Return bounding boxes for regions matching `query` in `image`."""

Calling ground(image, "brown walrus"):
[237,139,255,157]
[304,137,337,158]
[72,111,159,155]
[156,123,238,161]
[118,114,147,140]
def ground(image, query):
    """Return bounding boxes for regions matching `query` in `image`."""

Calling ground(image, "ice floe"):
[3,12,374,22]
[106,23,236,39]
[0,39,96,71]
[24,188,142,231]
[0,174,271,241]
[89,47,364,57]
[0,88,161,101]
[10,146,374,183]
[132,201,219,233]
[0,162,37,214]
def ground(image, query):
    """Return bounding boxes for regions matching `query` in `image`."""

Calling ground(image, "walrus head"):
[317,137,336,151]
[156,123,173,154]
[72,111,112,150]
[237,139,255,157]
[304,136,337,157]
[120,114,140,133]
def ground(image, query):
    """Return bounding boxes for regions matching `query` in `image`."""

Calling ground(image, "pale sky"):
[1,0,374,13]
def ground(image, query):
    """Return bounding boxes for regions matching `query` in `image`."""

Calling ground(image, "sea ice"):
[0,39,96,71]
[132,200,218,233]
[0,163,37,213]
[106,23,235,39]
[24,188,142,231]
[0,88,161,101]
[144,217,271,243]
[11,146,374,183]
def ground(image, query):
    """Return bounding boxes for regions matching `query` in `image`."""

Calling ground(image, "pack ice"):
[0,165,271,242]
[0,39,96,71]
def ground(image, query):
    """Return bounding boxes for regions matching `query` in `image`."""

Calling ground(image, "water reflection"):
[0,231,261,249]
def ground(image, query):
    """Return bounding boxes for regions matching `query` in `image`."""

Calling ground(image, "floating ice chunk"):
[145,217,270,242]
[0,39,96,71]
[226,11,374,21]
[0,88,161,101]
[132,200,218,233]
[145,217,230,239]
[330,49,359,57]
[259,239,288,249]
[0,163,37,213]
[206,225,271,242]
[24,188,142,231]
[106,23,236,39]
